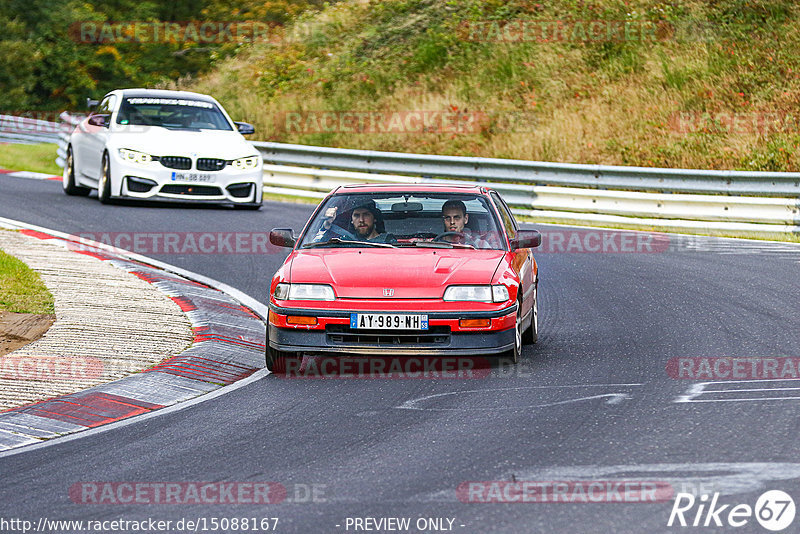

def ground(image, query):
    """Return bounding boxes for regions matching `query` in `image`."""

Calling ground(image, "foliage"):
[180,0,800,171]
[0,0,328,112]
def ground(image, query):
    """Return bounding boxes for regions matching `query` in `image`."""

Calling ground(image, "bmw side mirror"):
[235,121,255,135]
[86,98,100,110]
[87,114,109,127]
[511,229,541,250]
[270,228,295,248]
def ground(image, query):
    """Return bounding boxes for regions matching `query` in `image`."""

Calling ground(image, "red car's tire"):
[266,344,302,375]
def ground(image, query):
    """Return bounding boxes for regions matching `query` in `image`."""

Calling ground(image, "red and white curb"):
[0,218,268,454]
[0,168,61,181]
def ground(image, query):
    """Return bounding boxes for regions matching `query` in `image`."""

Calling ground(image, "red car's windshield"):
[298,192,506,250]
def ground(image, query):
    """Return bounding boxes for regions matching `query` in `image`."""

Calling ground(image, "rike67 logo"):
[668,490,796,531]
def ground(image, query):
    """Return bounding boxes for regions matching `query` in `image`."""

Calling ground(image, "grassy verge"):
[0,244,55,314]
[0,143,61,176]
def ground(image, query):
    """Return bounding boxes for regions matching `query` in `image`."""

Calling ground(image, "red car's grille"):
[326,325,450,345]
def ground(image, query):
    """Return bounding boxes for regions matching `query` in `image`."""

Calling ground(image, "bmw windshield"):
[298,192,506,250]
[116,97,233,131]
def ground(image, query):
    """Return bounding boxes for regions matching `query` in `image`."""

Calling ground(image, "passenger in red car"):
[441,199,489,248]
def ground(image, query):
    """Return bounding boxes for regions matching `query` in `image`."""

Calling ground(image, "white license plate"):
[171,172,214,182]
[350,313,429,330]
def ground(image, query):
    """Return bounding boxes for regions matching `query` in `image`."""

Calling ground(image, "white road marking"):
[675,379,800,403]
[396,384,640,411]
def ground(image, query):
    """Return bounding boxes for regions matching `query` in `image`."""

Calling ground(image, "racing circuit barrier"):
[0,114,61,144]
[52,112,800,235]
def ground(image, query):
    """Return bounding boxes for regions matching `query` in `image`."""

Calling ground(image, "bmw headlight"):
[118,148,153,165]
[231,155,260,170]
[274,283,335,301]
[443,285,509,303]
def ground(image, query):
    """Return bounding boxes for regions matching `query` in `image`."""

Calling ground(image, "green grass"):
[0,243,55,314]
[0,143,61,176]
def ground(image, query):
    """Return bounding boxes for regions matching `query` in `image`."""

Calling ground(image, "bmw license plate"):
[171,172,213,182]
[350,313,428,330]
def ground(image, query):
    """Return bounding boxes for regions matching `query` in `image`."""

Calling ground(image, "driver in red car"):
[312,199,395,244]
[441,199,489,248]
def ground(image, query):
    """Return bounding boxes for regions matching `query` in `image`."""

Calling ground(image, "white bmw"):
[63,88,263,209]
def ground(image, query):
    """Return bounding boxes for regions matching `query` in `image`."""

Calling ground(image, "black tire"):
[502,300,523,365]
[62,146,90,196]
[98,152,113,204]
[265,344,302,374]
[522,283,538,344]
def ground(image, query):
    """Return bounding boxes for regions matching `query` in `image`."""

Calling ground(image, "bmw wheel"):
[62,146,90,196]
[98,152,113,204]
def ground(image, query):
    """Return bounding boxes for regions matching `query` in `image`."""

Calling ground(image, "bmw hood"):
[108,128,258,160]
[288,248,507,299]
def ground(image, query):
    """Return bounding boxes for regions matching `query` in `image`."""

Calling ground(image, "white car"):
[62,88,263,209]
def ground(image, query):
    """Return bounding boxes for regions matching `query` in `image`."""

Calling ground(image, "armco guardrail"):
[54,112,799,234]
[253,141,800,197]
[0,114,61,145]
[261,164,800,234]
[254,142,800,233]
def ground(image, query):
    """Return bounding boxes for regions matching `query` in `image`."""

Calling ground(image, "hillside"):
[177,0,800,171]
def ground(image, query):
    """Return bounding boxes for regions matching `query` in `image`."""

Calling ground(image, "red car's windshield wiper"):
[401,241,475,249]
[302,238,396,249]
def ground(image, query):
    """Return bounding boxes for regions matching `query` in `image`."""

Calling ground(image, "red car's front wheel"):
[266,344,302,375]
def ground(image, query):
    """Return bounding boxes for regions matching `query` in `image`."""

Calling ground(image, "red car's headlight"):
[274,283,335,301]
[443,285,509,303]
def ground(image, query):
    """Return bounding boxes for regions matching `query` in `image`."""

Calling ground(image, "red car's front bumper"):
[267,302,517,356]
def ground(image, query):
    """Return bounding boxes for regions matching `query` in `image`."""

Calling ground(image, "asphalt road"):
[2,175,800,533]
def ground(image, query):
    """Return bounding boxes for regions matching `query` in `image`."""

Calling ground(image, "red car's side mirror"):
[511,229,541,250]
[270,228,296,248]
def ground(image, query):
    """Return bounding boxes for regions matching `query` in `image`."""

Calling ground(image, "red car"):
[266,184,541,373]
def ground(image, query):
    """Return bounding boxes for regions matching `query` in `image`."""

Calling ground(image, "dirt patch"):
[0,311,55,356]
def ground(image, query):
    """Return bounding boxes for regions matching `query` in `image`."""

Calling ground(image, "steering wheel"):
[327,224,357,241]
[433,231,467,242]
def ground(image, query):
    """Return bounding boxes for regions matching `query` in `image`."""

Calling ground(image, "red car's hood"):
[288,248,506,299]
